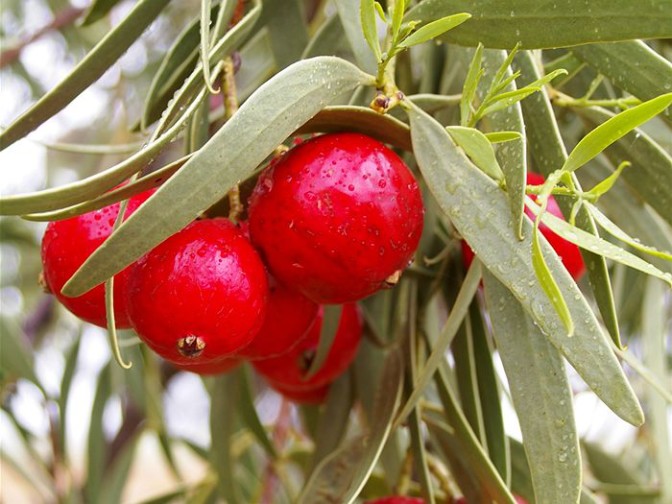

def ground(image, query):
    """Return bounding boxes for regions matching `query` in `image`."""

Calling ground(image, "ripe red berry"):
[248,132,424,304]
[126,218,268,366]
[41,188,155,328]
[365,497,425,504]
[462,172,585,280]
[238,280,319,360]
[252,303,363,391]
[269,381,330,404]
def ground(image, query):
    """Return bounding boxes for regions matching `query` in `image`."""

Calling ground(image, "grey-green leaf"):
[81,0,121,26]
[572,41,672,121]
[445,126,504,180]
[407,104,644,426]
[304,305,343,379]
[359,0,383,63]
[404,0,672,49]
[0,0,170,150]
[62,57,374,297]
[484,271,581,504]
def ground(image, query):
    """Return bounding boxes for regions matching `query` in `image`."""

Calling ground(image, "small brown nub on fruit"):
[384,270,402,287]
[38,272,51,293]
[298,349,316,373]
[177,335,206,358]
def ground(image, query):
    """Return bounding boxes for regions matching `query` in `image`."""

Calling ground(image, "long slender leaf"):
[515,50,623,347]
[298,349,403,504]
[305,305,343,379]
[407,103,644,426]
[357,0,383,66]
[263,0,309,69]
[398,14,471,48]
[404,0,672,49]
[0,0,171,150]
[484,270,581,504]
[562,93,672,174]
[81,0,122,26]
[572,41,672,120]
[577,106,672,227]
[84,363,113,503]
[62,57,374,297]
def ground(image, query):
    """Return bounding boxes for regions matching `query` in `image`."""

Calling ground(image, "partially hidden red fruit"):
[462,172,585,281]
[269,381,330,404]
[253,303,363,391]
[238,280,319,360]
[365,497,425,504]
[127,218,268,366]
[41,188,155,328]
[248,132,424,304]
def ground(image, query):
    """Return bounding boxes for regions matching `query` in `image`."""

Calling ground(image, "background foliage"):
[1,0,671,502]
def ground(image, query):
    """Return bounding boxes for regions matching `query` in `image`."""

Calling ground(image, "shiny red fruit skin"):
[41,188,155,328]
[238,280,319,360]
[365,497,425,504]
[248,132,424,304]
[253,303,363,390]
[127,218,268,365]
[462,172,585,281]
[269,381,329,404]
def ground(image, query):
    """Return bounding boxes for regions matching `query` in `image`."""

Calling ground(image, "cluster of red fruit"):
[41,133,425,403]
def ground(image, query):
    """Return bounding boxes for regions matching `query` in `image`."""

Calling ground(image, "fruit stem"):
[222,55,244,222]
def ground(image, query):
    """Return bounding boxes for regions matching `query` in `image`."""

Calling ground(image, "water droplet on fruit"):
[348,184,355,191]
[378,179,387,188]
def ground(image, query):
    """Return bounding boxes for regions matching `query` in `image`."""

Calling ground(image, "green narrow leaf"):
[84,363,113,504]
[587,204,672,261]
[298,349,403,504]
[484,131,522,143]
[0,316,40,387]
[577,106,672,228]
[527,199,672,286]
[531,220,574,335]
[0,0,171,150]
[480,49,527,240]
[398,13,471,48]
[467,301,509,483]
[395,259,481,425]
[483,271,581,504]
[209,372,241,504]
[642,278,672,501]
[446,126,504,180]
[302,13,347,59]
[199,0,219,94]
[390,0,406,40]
[309,372,354,471]
[305,305,344,380]
[99,431,141,504]
[62,57,374,297]
[0,88,205,216]
[238,366,277,458]
[403,0,672,49]
[57,334,82,458]
[81,0,121,26]
[407,103,644,426]
[572,40,672,120]
[562,93,672,174]
[431,364,516,504]
[515,49,623,348]
[460,43,483,126]
[263,0,309,69]
[359,0,383,63]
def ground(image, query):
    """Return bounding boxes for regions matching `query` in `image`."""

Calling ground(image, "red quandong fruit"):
[253,303,363,391]
[462,172,586,281]
[41,187,156,328]
[248,132,424,304]
[268,381,330,404]
[364,497,425,504]
[126,218,268,366]
[238,279,319,360]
